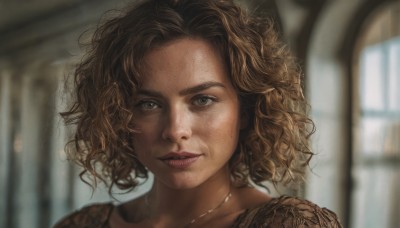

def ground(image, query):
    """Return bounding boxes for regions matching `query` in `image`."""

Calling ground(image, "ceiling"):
[0,0,86,32]
[0,0,282,32]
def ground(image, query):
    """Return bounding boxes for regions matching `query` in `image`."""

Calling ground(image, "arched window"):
[352,2,400,227]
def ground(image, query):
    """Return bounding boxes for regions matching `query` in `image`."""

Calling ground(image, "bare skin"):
[108,38,272,228]
[109,186,271,227]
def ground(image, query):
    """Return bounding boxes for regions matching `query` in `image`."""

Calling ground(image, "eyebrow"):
[137,81,226,97]
[179,81,226,95]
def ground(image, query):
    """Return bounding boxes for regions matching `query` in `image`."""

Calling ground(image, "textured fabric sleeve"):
[233,196,343,228]
[53,203,114,228]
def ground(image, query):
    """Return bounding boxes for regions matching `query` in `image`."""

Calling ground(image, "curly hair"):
[61,0,315,193]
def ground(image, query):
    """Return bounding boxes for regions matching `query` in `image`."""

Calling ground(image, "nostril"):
[161,124,192,142]
[162,128,191,142]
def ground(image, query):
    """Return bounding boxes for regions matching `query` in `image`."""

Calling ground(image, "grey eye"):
[138,101,159,110]
[193,96,214,106]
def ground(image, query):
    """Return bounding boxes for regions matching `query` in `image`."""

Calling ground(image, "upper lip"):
[158,152,201,160]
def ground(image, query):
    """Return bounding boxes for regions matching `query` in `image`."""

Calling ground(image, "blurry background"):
[0,0,399,227]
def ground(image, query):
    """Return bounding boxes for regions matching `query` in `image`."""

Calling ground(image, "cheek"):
[132,130,156,166]
[132,120,160,147]
[201,108,241,144]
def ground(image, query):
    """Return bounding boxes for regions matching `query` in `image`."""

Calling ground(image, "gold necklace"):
[186,191,232,226]
[145,190,232,227]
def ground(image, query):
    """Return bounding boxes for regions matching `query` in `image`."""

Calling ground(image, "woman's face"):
[132,38,242,189]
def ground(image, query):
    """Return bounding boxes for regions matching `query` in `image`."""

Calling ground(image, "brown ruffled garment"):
[54,202,113,228]
[232,196,342,227]
[54,196,342,228]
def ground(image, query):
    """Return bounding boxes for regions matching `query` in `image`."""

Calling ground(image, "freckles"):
[207,115,240,140]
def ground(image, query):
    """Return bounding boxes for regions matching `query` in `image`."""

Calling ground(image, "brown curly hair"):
[61,0,315,193]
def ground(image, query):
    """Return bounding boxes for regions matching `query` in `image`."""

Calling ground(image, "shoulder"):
[233,196,342,228]
[53,203,114,228]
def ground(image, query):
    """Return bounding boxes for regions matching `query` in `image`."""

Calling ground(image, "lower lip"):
[161,156,200,169]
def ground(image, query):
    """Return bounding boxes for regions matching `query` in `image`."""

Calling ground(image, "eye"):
[136,100,160,111]
[192,95,216,106]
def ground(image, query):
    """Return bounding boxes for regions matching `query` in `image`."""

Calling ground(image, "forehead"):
[144,38,223,68]
[140,38,231,89]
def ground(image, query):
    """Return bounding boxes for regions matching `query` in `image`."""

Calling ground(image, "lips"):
[159,152,201,169]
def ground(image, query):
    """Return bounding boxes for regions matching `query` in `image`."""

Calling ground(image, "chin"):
[157,174,207,190]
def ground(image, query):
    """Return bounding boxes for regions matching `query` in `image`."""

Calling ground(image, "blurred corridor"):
[0,0,399,227]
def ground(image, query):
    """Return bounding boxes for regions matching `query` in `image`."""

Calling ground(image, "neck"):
[146,168,232,225]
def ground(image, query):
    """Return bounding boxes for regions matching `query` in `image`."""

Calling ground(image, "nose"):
[161,106,192,143]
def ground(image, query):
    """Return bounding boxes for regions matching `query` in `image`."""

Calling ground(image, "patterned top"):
[54,196,342,228]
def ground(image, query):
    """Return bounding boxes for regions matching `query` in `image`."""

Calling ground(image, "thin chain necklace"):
[145,190,232,227]
[187,191,232,226]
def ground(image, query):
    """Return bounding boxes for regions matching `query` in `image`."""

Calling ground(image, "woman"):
[55,0,342,227]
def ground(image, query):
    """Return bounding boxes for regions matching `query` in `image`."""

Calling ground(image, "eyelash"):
[135,95,217,111]
[192,95,217,107]
[135,100,160,111]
